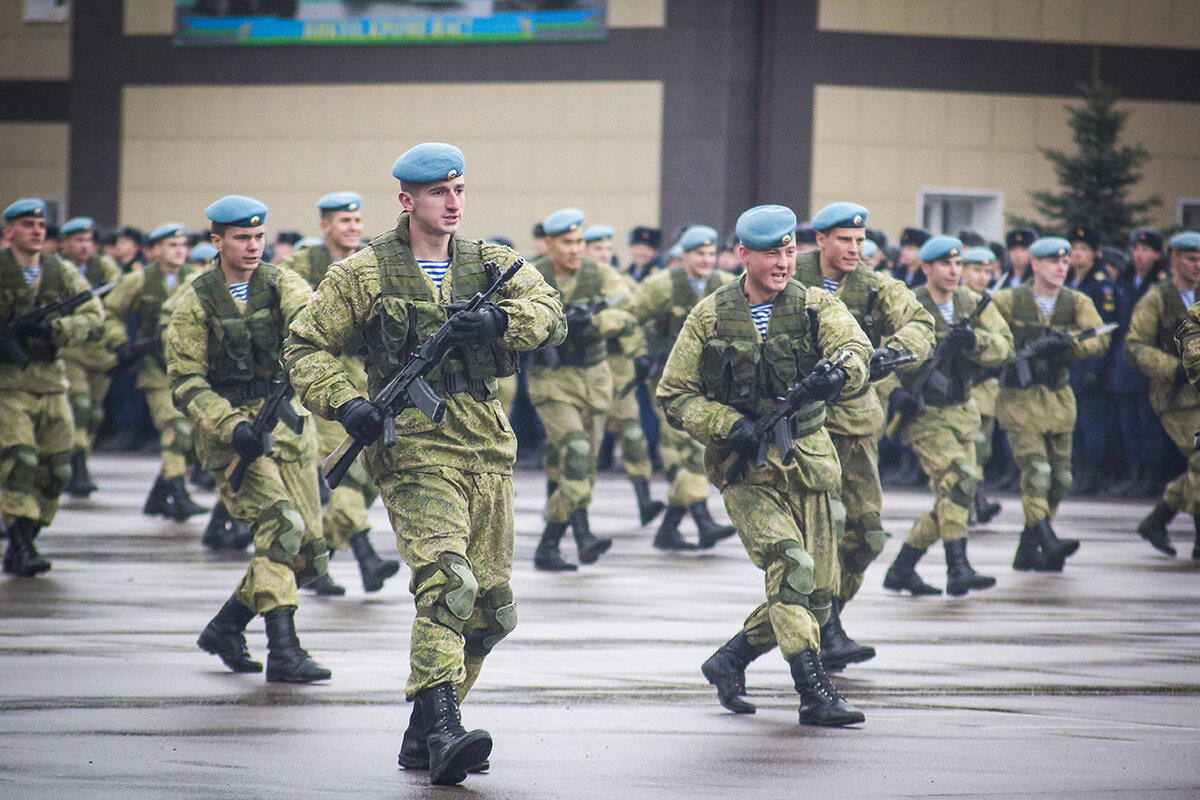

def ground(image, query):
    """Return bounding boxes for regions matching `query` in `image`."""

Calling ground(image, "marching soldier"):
[992,237,1110,572]
[629,224,737,550]
[999,226,1038,288]
[794,202,935,665]
[1127,231,1200,558]
[961,245,1005,523]
[882,236,1013,596]
[277,191,400,595]
[284,143,564,784]
[660,204,872,726]
[892,226,931,288]
[2,199,105,576]
[626,225,662,282]
[167,195,331,685]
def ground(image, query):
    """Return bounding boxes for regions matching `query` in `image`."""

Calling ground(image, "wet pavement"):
[2,453,1199,798]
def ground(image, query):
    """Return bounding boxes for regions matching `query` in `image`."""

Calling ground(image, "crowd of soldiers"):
[3,140,1199,785]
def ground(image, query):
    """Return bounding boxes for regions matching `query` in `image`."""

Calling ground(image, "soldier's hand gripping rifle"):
[884,290,994,440]
[538,292,627,368]
[867,347,918,383]
[116,334,167,372]
[321,258,525,489]
[617,347,667,398]
[0,280,116,370]
[228,376,304,492]
[1003,322,1118,388]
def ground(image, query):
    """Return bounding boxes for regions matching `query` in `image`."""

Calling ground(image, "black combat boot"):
[788,649,865,727]
[653,506,699,551]
[700,631,764,714]
[973,485,1001,525]
[188,461,216,490]
[165,476,208,522]
[546,479,558,500]
[398,697,490,773]
[632,479,666,525]
[66,448,98,498]
[1137,501,1177,556]
[414,683,493,786]
[1032,519,1078,570]
[944,538,996,596]
[819,596,876,671]
[349,531,400,592]
[533,521,577,571]
[883,544,941,595]
[263,606,331,683]
[4,518,51,577]
[1012,524,1051,571]
[143,474,172,518]
[304,566,347,597]
[196,595,262,673]
[690,501,736,548]
[570,508,612,565]
[1192,516,1200,561]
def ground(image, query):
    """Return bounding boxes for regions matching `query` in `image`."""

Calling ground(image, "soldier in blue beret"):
[582,224,616,267]
[893,226,931,289]
[189,242,217,263]
[1126,231,1200,558]
[960,245,1007,524]
[794,224,819,253]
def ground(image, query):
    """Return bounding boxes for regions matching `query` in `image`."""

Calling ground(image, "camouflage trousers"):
[721,468,839,658]
[1158,405,1200,516]
[374,466,515,700]
[537,399,606,523]
[0,389,73,527]
[63,359,109,454]
[649,376,710,508]
[977,415,996,473]
[830,431,884,602]
[315,415,377,551]
[144,386,190,480]
[901,403,981,549]
[495,374,518,418]
[605,354,651,482]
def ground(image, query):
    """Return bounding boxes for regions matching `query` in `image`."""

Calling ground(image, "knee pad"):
[562,431,592,481]
[944,457,979,507]
[1021,458,1052,496]
[683,446,706,475]
[45,450,72,497]
[767,540,815,607]
[3,445,38,493]
[70,393,91,424]
[415,553,479,636]
[808,588,833,626]
[254,501,306,566]
[165,417,193,454]
[465,585,518,658]
[830,496,847,543]
[293,540,330,588]
[619,423,648,464]
[1052,467,1074,494]
[842,512,887,574]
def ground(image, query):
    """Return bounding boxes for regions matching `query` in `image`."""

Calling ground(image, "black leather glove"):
[564,304,593,338]
[889,386,921,418]
[1037,329,1074,356]
[724,416,760,459]
[445,301,508,346]
[17,315,54,345]
[231,421,265,461]
[632,354,654,383]
[946,324,976,351]
[336,397,384,445]
[868,347,901,382]
[116,340,139,368]
[801,364,848,402]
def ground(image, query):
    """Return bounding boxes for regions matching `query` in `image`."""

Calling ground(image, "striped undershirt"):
[21,266,40,286]
[750,302,773,336]
[935,298,955,325]
[822,276,840,293]
[228,281,249,301]
[418,259,450,290]
[1033,295,1056,320]
[1181,288,1195,309]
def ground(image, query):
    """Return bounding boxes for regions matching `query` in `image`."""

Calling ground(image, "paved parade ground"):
[2,453,1199,799]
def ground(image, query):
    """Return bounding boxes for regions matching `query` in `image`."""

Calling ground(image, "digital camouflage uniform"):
[283,212,564,699]
[604,271,652,483]
[1,250,105,527]
[993,285,1108,525]
[59,253,121,456]
[971,376,1000,484]
[166,260,326,614]
[794,252,935,600]
[657,277,871,657]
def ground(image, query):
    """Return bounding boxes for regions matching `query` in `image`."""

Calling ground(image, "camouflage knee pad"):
[619,422,648,465]
[562,431,592,481]
[340,458,378,505]
[2,445,38,494]
[414,553,479,636]
[765,539,830,621]
[841,512,888,575]
[682,446,706,475]
[164,417,193,455]
[464,585,518,658]
[942,457,979,508]
[293,540,330,588]
[253,501,307,567]
[70,393,95,432]
[1019,457,1052,498]
[44,451,72,498]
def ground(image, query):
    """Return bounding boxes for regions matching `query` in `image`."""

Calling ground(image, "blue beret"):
[678,225,719,252]
[205,195,268,227]
[861,239,878,259]
[583,224,614,243]
[918,235,963,262]
[60,216,95,236]
[148,222,188,244]
[297,236,324,250]
[1029,237,1072,258]
[666,244,683,260]
[316,191,361,212]
[542,208,585,237]
[1170,231,1200,251]
[4,198,46,220]
[189,242,217,261]
[735,205,797,250]
[961,246,995,265]
[392,142,464,183]
[810,202,868,232]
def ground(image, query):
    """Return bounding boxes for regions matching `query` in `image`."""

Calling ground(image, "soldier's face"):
[61,231,94,264]
[962,262,991,293]
[401,177,465,238]
[681,244,717,279]
[212,225,265,273]
[547,229,585,272]
[923,256,962,293]
[321,210,363,251]
[6,217,45,256]
[1171,249,1200,286]
[899,244,919,267]
[1032,254,1069,291]
[630,242,656,267]
[586,238,613,266]
[817,228,864,275]
[739,242,796,298]
[1068,242,1095,270]
[160,235,188,268]
[114,235,140,263]
[1131,243,1160,272]
[1008,246,1031,271]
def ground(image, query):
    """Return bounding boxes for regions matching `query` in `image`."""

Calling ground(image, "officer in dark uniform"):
[892,227,930,288]
[626,226,662,282]
[998,227,1038,289]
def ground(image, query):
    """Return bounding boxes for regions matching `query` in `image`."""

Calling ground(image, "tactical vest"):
[642,267,723,351]
[192,263,285,403]
[363,225,517,402]
[913,287,983,405]
[700,279,826,436]
[84,254,109,288]
[137,262,194,339]
[302,244,334,287]
[795,256,884,346]
[535,257,607,367]
[1154,281,1189,358]
[1001,285,1079,389]
[1,250,68,362]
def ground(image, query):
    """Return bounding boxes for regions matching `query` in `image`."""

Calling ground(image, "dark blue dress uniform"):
[891,227,930,289]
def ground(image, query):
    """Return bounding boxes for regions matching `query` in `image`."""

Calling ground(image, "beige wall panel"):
[124,0,174,35]
[120,81,661,257]
[991,96,1038,148]
[1080,0,1130,42]
[950,0,999,37]
[945,96,994,147]
[995,0,1045,39]
[901,94,952,146]
[0,123,69,213]
[811,143,861,199]
[1038,0,1087,41]
[609,0,665,28]
[0,2,70,79]
[1033,97,1074,150]
[945,149,993,186]
[908,0,956,35]
[858,145,905,199]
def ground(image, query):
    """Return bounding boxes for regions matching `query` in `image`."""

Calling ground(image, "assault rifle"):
[1004,322,1118,388]
[0,280,116,369]
[884,290,994,440]
[229,376,304,492]
[121,334,167,372]
[322,258,525,488]
[868,348,918,383]
[617,345,669,398]
[537,292,627,369]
